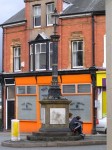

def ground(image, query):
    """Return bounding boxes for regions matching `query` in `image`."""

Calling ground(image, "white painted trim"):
[6,100,8,130]
[2,21,26,28]
[103,34,106,67]
[59,13,91,19]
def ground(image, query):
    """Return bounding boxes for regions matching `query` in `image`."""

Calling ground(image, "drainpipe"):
[1,27,4,131]
[92,13,95,66]
[89,13,97,134]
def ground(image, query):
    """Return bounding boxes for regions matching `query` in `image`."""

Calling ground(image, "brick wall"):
[58,15,106,69]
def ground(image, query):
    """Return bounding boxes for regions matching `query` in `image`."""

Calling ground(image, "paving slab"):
[1,133,107,148]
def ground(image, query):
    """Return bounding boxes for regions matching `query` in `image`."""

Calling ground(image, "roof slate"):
[61,0,105,16]
[1,0,105,26]
[1,8,25,26]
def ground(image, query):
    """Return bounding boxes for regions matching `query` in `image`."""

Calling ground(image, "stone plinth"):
[39,99,71,132]
[27,99,83,141]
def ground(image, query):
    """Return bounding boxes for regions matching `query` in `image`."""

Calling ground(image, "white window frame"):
[35,43,46,70]
[33,5,41,28]
[30,44,33,71]
[72,40,83,68]
[13,47,21,72]
[46,3,54,26]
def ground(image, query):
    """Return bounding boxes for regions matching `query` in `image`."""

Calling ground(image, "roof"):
[1,8,26,27]
[1,0,105,27]
[61,0,105,16]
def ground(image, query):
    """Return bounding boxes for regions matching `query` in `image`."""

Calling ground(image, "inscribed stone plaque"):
[17,96,36,120]
[50,108,66,124]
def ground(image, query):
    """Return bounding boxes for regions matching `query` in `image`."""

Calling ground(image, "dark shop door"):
[7,101,14,129]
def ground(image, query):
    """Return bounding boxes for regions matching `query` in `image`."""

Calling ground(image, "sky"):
[0,0,25,72]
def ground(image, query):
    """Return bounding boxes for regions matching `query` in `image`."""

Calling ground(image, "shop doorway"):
[7,101,15,129]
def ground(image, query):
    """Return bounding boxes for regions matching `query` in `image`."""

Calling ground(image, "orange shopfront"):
[12,72,93,134]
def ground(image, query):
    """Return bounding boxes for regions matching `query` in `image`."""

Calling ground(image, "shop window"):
[62,85,76,94]
[7,85,15,99]
[46,3,54,26]
[72,40,83,68]
[33,5,41,27]
[27,86,36,94]
[17,96,36,120]
[16,86,36,94]
[65,95,91,122]
[39,85,50,100]
[77,84,91,93]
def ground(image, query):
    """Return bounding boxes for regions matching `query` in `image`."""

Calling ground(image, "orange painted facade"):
[15,74,92,134]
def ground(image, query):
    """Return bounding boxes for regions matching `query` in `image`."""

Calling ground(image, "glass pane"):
[77,51,83,66]
[72,52,77,67]
[30,45,33,54]
[72,42,77,52]
[47,3,54,13]
[30,54,33,71]
[16,86,25,94]
[35,16,41,26]
[14,48,19,56]
[35,53,39,69]
[7,86,15,99]
[14,58,20,70]
[41,44,46,52]
[65,95,91,122]
[63,85,75,93]
[34,6,41,16]
[40,53,46,69]
[50,42,53,52]
[35,44,40,53]
[78,84,91,93]
[48,14,53,24]
[27,86,36,94]
[78,41,83,50]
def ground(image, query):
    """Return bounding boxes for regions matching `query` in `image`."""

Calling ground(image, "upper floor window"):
[72,40,83,68]
[35,43,46,70]
[46,3,54,26]
[33,5,41,27]
[13,46,21,72]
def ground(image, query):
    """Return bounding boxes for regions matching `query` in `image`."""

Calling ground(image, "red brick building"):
[0,0,105,134]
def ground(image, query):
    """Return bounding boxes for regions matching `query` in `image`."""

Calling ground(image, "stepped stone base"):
[27,131,82,141]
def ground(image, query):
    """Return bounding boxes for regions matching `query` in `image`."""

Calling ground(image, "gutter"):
[59,13,91,19]
[60,10,105,19]
[0,20,27,28]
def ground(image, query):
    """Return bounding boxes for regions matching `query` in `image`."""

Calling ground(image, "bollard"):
[11,119,20,141]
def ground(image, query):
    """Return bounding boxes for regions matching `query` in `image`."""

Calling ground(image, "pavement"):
[1,132,107,148]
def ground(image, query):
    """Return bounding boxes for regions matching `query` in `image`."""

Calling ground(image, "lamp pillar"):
[39,8,71,132]
[89,66,97,134]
